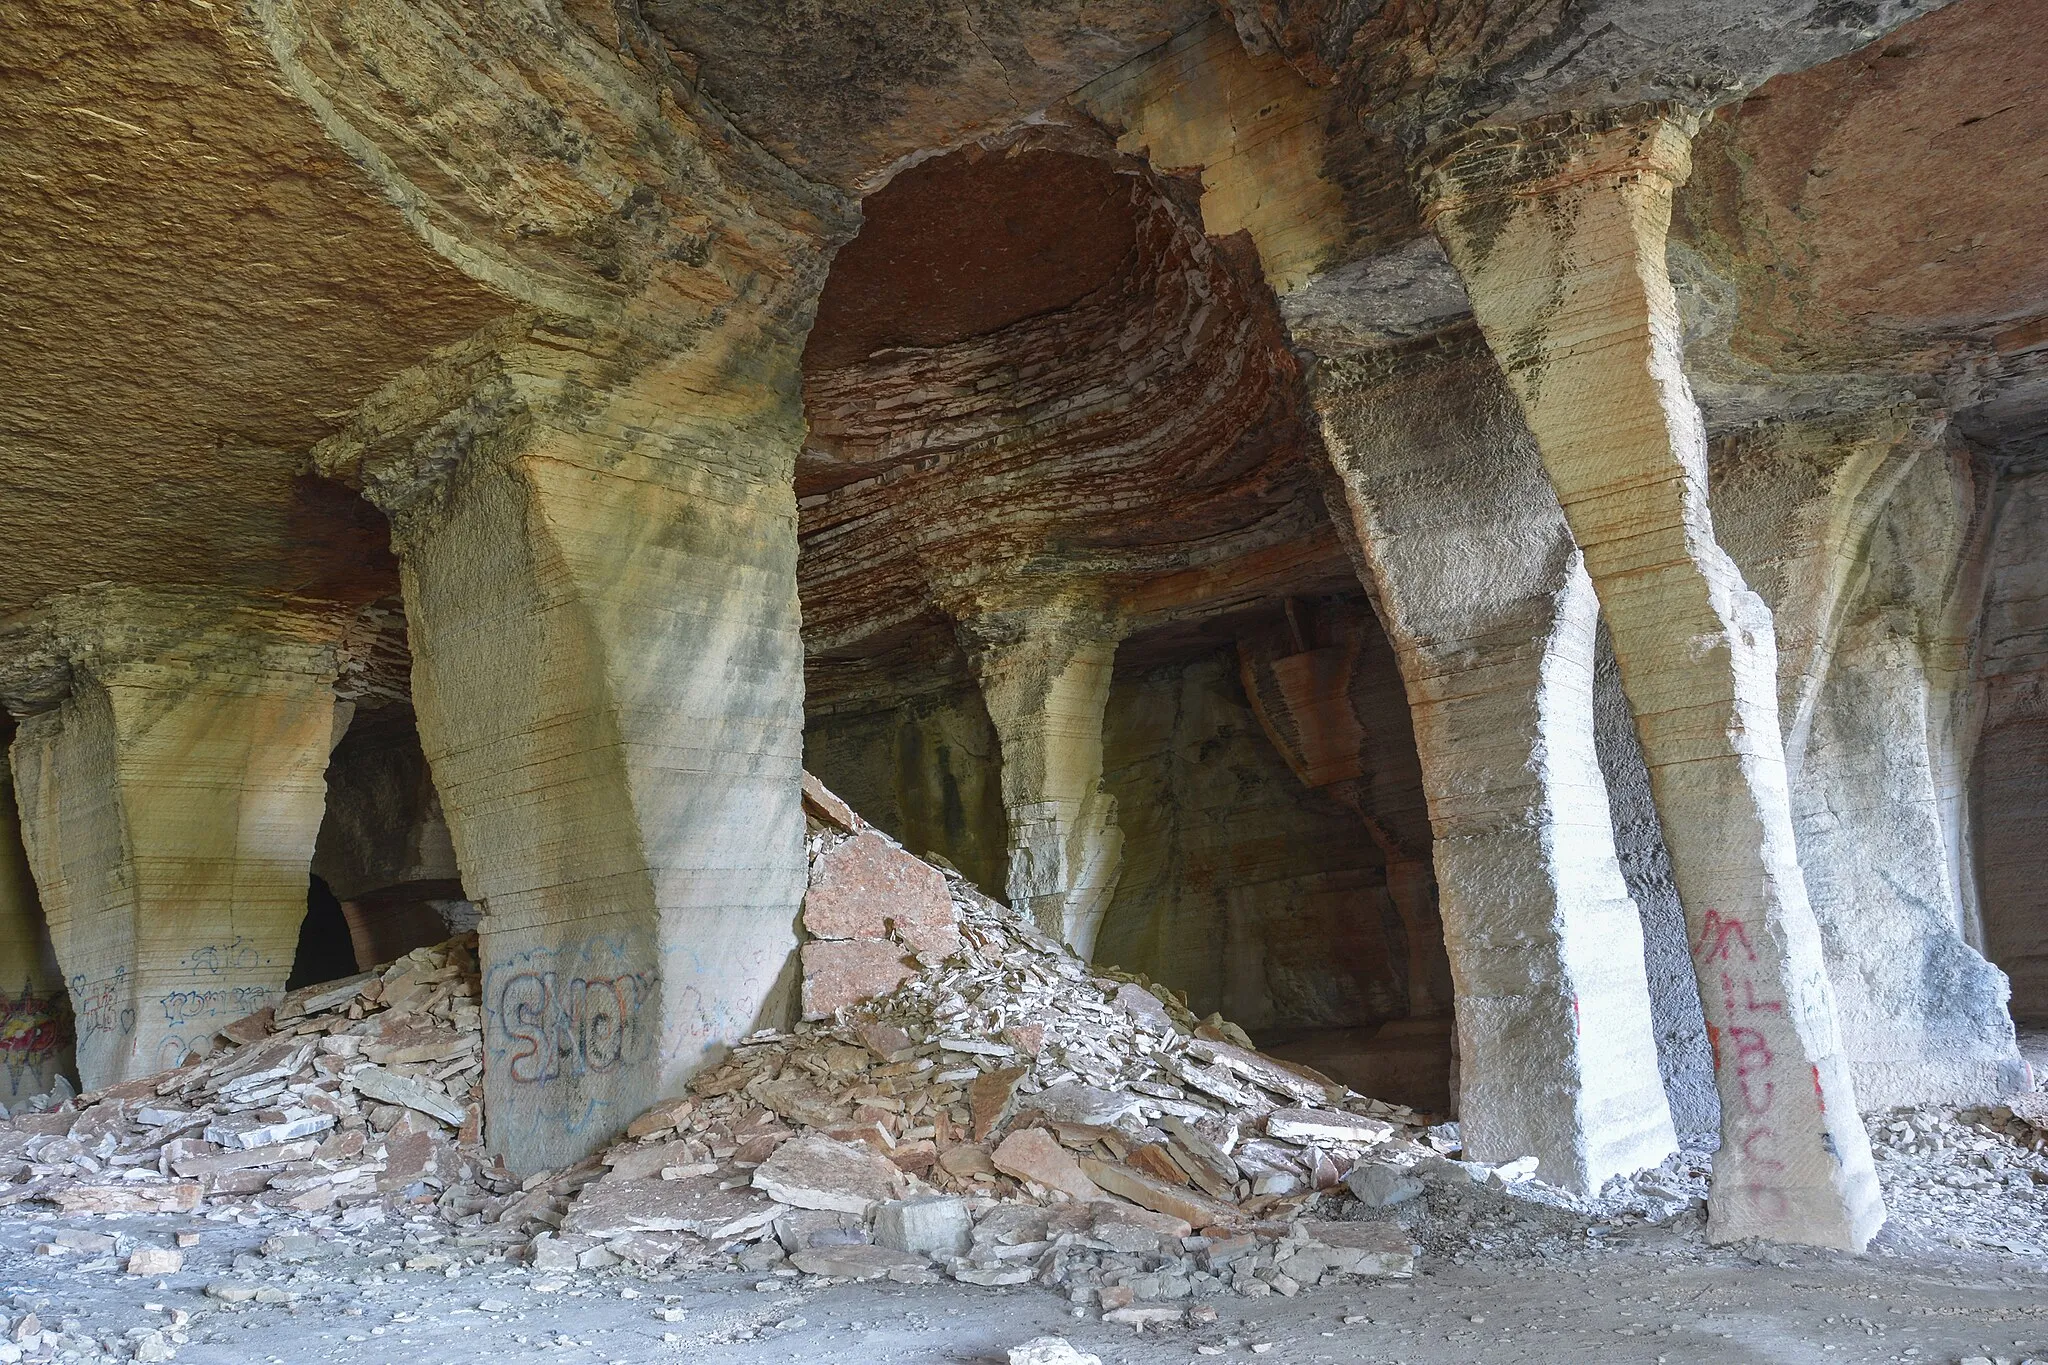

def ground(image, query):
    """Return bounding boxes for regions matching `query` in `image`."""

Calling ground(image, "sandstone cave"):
[1,0,2046,1359]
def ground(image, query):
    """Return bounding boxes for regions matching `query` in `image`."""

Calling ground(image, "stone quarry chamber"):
[2,6,2047,1351]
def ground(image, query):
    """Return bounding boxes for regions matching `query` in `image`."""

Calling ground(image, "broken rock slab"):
[874,1197,972,1258]
[1265,1109,1394,1146]
[789,1243,934,1282]
[1015,1083,1144,1128]
[1080,1157,1245,1230]
[804,830,959,957]
[562,1174,781,1241]
[1009,1338,1104,1365]
[752,1133,906,1215]
[800,940,918,1019]
[992,1128,1100,1201]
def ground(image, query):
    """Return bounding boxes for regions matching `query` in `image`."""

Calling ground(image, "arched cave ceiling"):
[2,0,2045,640]
[0,0,512,617]
[637,1,1214,191]
[1672,0,2048,453]
[797,140,1354,705]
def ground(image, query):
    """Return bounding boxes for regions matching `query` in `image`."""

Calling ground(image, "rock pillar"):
[960,610,1126,958]
[3,592,340,1088]
[1315,336,1678,1193]
[318,326,811,1171]
[1423,106,1885,1248]
[0,737,70,1107]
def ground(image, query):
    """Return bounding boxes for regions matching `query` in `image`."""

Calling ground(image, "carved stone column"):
[1423,106,1884,1249]
[319,324,813,1171]
[1316,336,1678,1193]
[4,590,341,1088]
[959,607,1127,959]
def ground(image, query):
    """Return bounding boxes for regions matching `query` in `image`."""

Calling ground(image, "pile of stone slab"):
[0,780,1468,1312]
[523,789,1444,1307]
[0,940,503,1225]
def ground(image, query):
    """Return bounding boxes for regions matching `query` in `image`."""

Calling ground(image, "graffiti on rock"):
[489,947,656,1087]
[0,980,69,1088]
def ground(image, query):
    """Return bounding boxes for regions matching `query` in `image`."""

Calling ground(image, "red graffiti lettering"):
[1741,1184,1790,1217]
[1697,909,1757,963]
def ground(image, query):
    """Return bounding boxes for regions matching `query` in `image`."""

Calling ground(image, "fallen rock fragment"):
[874,1196,972,1257]
[789,1243,933,1281]
[752,1134,906,1214]
[1008,1337,1103,1365]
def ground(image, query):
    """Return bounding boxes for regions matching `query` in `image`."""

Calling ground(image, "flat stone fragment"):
[1079,1157,1245,1229]
[801,773,859,832]
[752,1133,905,1215]
[789,1243,931,1280]
[970,1066,1029,1140]
[1188,1040,1345,1105]
[53,1184,202,1215]
[202,1113,334,1151]
[1014,1082,1143,1128]
[1293,1220,1416,1277]
[125,1248,182,1276]
[348,1065,466,1125]
[1009,1337,1103,1365]
[1264,1109,1394,1146]
[991,1128,1100,1201]
[800,940,916,1019]
[563,1175,784,1240]
[803,830,959,956]
[1111,983,1176,1033]
[169,1138,320,1178]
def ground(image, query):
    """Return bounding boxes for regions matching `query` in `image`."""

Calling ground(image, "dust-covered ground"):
[4,1125,2046,1365]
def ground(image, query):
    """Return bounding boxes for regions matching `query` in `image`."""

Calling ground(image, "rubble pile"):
[0,783,1607,1317]
[1865,1101,2048,1259]
[515,799,1465,1309]
[0,940,503,1227]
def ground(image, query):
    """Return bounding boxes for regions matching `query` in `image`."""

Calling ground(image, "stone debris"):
[0,938,504,1229]
[544,810,1434,1306]
[1008,1337,1103,1365]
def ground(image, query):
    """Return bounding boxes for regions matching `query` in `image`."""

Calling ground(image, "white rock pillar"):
[1316,337,1678,1193]
[0,739,69,1106]
[319,325,811,1171]
[959,608,1126,958]
[1422,105,1885,1249]
[4,591,341,1088]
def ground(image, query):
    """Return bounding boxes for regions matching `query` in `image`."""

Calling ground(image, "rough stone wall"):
[1091,650,1405,1035]
[1709,417,2025,1105]
[1976,462,2048,1024]
[803,684,1010,903]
